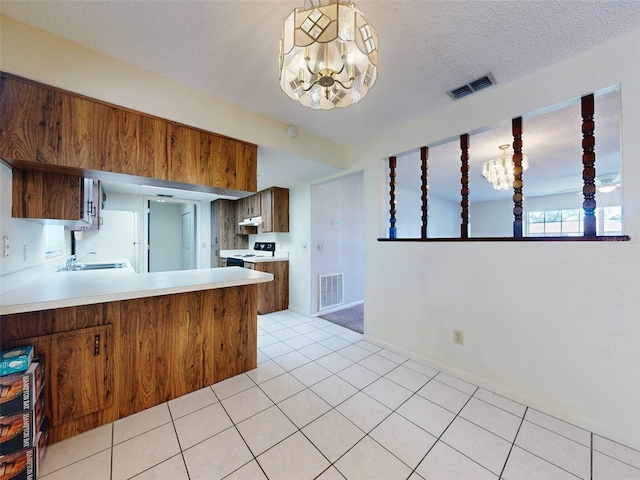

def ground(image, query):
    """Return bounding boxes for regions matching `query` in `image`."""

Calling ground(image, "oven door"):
[226,257,244,267]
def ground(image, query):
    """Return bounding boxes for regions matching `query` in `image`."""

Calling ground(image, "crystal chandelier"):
[482,144,529,190]
[279,0,378,110]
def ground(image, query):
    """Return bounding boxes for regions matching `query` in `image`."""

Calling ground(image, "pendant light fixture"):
[279,0,378,110]
[482,144,529,190]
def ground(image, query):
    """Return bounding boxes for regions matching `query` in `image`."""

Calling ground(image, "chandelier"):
[279,0,378,110]
[482,144,529,190]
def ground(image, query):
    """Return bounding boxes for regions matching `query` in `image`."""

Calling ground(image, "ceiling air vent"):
[447,73,496,100]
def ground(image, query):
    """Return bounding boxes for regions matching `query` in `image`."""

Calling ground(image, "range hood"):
[238,216,262,227]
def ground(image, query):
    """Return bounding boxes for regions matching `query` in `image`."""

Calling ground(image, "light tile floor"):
[40,309,640,480]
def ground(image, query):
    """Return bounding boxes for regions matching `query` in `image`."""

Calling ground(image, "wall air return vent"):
[319,273,344,310]
[447,73,496,100]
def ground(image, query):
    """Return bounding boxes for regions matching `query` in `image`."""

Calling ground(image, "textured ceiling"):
[1,1,637,202]
[2,0,640,148]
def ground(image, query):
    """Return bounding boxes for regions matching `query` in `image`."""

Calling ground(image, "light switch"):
[2,236,9,257]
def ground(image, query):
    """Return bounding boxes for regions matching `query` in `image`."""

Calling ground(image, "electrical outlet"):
[23,245,28,262]
[453,329,464,345]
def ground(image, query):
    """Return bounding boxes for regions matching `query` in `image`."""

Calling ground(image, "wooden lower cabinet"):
[0,284,258,443]
[255,261,289,314]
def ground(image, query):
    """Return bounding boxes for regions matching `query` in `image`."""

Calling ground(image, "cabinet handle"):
[94,334,100,356]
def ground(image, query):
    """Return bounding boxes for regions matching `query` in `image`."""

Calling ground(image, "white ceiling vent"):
[448,73,496,100]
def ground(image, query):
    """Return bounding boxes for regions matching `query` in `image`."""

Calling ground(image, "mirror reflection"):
[389,86,621,238]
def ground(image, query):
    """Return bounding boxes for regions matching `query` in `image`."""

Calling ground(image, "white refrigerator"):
[74,210,142,272]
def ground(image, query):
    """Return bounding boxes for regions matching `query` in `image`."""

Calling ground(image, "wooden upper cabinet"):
[1,73,257,192]
[92,103,142,177]
[261,187,289,233]
[141,115,168,181]
[12,169,83,221]
[168,123,202,185]
[235,142,258,193]
[0,76,92,169]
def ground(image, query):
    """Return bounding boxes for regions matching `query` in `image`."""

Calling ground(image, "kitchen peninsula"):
[0,265,272,443]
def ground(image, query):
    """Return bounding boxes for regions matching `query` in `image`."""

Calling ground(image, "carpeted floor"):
[319,303,364,334]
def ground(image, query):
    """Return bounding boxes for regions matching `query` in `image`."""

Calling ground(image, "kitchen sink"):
[61,262,127,271]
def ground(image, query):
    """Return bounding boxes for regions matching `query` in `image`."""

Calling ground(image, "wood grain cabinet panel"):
[255,261,289,314]
[2,74,258,192]
[0,285,258,444]
[0,77,92,169]
[0,75,42,162]
[168,124,203,185]
[212,286,257,382]
[12,169,83,221]
[235,142,258,193]
[7,325,114,427]
[92,103,146,176]
[51,325,114,424]
[261,187,289,233]
[140,115,168,180]
[1,306,114,444]
[211,199,248,266]
[116,292,210,417]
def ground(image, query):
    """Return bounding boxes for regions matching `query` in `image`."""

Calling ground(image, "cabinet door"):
[0,77,92,168]
[168,124,202,185]
[5,325,114,426]
[249,194,261,218]
[12,169,83,221]
[141,115,168,180]
[261,189,273,233]
[92,103,145,176]
[256,261,289,314]
[235,142,258,193]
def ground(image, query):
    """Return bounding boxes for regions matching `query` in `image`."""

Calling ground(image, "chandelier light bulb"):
[482,144,529,191]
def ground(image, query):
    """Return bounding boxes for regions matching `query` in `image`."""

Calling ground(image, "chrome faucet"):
[65,251,96,270]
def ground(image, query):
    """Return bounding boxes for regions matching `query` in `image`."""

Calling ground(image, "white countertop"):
[0,265,273,315]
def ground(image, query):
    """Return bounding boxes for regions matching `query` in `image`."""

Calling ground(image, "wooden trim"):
[420,146,429,239]
[460,134,469,238]
[389,156,397,238]
[378,236,630,242]
[581,94,597,237]
[512,117,524,237]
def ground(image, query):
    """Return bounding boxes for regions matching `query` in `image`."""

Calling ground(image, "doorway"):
[144,197,201,273]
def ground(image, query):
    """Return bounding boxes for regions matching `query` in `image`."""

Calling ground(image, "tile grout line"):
[407,386,485,479]
[591,432,593,480]
[498,405,527,479]
[167,399,192,480]
[110,422,114,480]
[212,384,271,480]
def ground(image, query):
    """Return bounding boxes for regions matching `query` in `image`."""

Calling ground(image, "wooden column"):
[581,94,597,236]
[512,117,524,237]
[420,146,429,238]
[389,156,397,238]
[460,134,470,238]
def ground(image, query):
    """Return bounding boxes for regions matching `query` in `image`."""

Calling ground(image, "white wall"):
[0,164,67,276]
[428,197,460,239]
[149,202,182,272]
[310,173,364,313]
[351,29,640,449]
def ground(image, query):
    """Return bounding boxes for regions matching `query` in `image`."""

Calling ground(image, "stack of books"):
[0,347,48,480]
